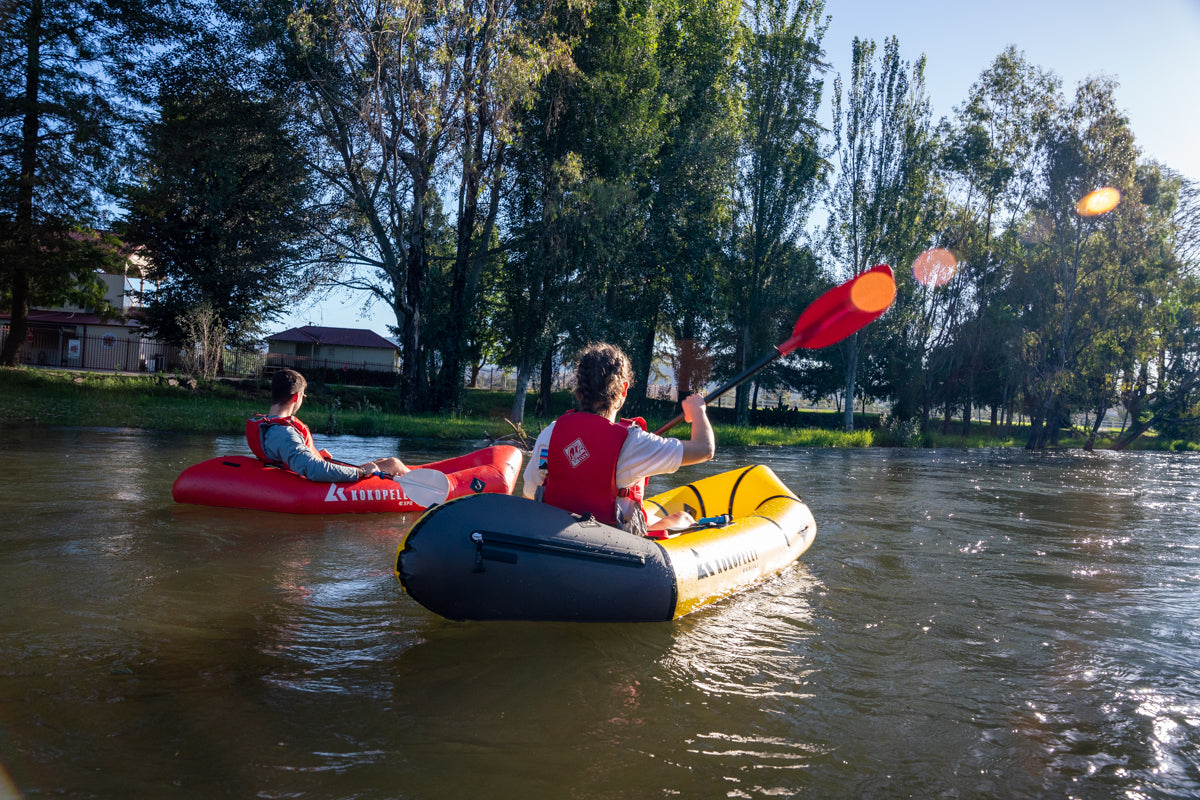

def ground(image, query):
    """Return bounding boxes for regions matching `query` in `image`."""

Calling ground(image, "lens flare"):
[1076,187,1121,217]
[912,248,958,288]
[849,270,896,313]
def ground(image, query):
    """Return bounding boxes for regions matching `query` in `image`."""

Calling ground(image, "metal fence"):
[0,328,180,373]
[261,353,400,386]
[0,327,274,377]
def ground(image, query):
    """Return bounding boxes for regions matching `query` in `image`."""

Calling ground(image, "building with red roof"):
[0,250,173,371]
[265,326,399,373]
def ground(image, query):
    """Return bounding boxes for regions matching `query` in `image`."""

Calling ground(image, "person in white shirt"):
[522,343,715,533]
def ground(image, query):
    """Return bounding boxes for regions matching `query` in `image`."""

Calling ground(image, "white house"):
[0,249,173,371]
[265,326,400,373]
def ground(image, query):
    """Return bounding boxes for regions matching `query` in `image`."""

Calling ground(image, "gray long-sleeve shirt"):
[261,422,363,483]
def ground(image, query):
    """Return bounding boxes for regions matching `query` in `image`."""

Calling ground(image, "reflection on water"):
[2,428,1200,798]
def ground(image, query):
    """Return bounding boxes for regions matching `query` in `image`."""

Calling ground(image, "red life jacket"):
[246,415,330,465]
[542,411,648,527]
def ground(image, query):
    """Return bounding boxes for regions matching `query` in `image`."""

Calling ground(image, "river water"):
[1,426,1199,799]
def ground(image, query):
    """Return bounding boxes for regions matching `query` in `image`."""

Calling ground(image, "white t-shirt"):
[522,418,684,525]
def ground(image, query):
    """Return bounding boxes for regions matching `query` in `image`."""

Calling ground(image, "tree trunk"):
[510,355,533,425]
[1025,414,1043,449]
[842,332,860,432]
[1026,395,1053,449]
[1113,373,1200,450]
[735,321,751,425]
[1084,403,1108,451]
[400,167,431,411]
[438,51,499,412]
[628,315,657,417]
[919,379,932,434]
[440,182,479,409]
[536,348,553,418]
[1,0,41,367]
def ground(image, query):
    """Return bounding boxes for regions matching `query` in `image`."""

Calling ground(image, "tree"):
[176,302,227,378]
[1018,77,1142,448]
[500,151,613,424]
[0,0,192,365]
[123,62,314,348]
[940,46,1058,434]
[824,36,935,431]
[501,0,674,424]
[720,0,827,424]
[617,0,741,415]
[260,0,559,410]
[500,0,746,425]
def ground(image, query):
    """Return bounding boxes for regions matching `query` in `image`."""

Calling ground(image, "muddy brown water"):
[2,426,1198,798]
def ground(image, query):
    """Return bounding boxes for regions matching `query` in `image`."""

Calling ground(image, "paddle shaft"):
[652,265,895,437]
[653,347,783,436]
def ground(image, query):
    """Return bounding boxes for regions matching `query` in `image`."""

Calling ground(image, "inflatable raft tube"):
[395,464,816,621]
[172,445,524,514]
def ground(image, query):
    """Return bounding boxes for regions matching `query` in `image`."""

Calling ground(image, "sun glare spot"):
[849,270,896,312]
[912,248,958,287]
[1076,187,1121,217]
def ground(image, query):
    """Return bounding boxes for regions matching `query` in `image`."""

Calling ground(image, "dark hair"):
[271,369,307,404]
[573,343,633,415]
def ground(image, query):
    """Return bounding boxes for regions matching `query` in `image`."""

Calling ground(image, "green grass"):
[4,366,1165,450]
[0,367,527,439]
[715,424,874,448]
[0,368,252,432]
[0,366,883,448]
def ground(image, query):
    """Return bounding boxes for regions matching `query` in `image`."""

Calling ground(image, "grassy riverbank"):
[0,367,876,447]
[2,366,1170,449]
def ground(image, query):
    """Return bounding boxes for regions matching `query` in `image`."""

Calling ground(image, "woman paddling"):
[522,342,715,534]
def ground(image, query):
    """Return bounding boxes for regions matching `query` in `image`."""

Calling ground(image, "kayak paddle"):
[654,264,896,435]
[395,468,452,508]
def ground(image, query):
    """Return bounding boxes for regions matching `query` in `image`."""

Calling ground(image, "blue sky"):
[279,0,1200,335]
[823,0,1200,179]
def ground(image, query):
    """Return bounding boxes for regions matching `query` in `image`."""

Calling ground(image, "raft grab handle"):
[470,530,648,570]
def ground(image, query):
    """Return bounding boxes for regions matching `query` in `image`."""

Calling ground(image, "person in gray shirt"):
[248,368,410,482]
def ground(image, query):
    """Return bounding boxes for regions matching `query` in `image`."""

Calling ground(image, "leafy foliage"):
[123,65,314,347]
[0,0,197,365]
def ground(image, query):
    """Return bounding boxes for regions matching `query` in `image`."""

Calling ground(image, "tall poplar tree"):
[619,0,741,412]
[722,0,827,424]
[825,36,934,431]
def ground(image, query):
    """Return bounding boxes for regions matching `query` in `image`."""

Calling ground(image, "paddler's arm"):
[264,425,365,482]
[521,425,553,500]
[677,394,715,466]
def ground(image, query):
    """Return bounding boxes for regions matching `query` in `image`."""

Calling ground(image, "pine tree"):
[123,62,314,349]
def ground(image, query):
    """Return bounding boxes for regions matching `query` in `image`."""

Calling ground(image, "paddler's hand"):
[648,510,696,532]
[681,394,706,424]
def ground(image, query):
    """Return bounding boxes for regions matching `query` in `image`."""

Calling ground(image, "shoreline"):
[0,365,1168,451]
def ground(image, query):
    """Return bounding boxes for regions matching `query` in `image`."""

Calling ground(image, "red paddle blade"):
[780,264,895,353]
